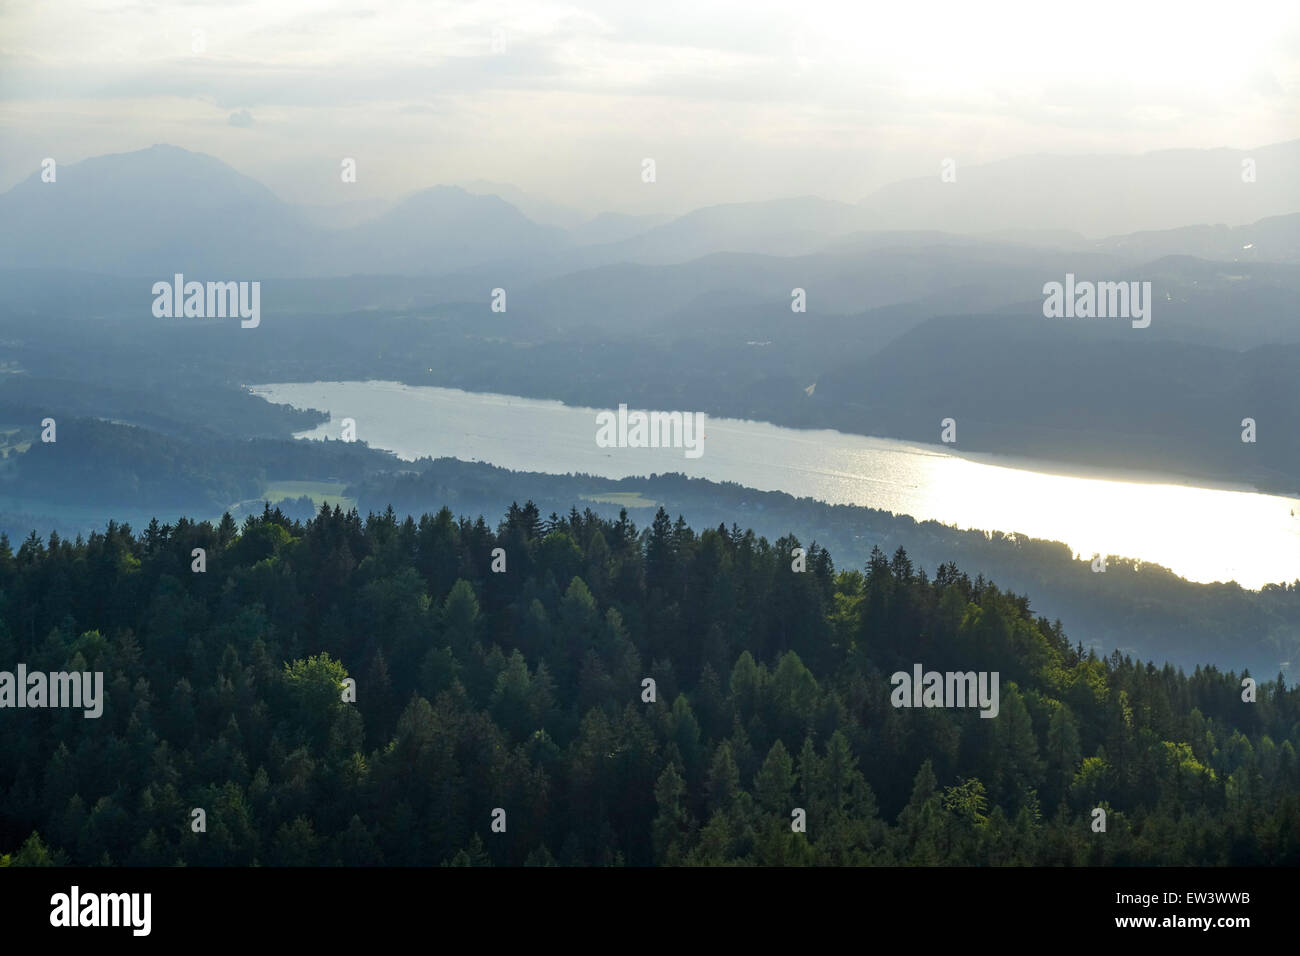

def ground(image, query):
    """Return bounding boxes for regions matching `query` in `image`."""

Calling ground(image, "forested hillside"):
[1,502,1296,866]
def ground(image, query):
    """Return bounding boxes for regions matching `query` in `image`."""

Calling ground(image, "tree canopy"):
[1,502,1296,866]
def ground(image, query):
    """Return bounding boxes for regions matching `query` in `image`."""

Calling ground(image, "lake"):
[250,380,1300,589]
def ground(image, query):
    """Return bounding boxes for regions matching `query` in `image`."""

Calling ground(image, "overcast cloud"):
[0,0,1297,213]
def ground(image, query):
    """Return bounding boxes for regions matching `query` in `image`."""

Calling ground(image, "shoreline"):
[248,378,1300,502]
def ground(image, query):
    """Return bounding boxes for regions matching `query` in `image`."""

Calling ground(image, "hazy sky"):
[1,0,1297,214]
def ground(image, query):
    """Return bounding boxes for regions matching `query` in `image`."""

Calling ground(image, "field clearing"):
[581,492,658,509]
[261,480,355,510]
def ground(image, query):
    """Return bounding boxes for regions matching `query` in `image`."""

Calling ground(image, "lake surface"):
[250,380,1300,589]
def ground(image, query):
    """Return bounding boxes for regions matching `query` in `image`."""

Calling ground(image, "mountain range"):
[2,142,1298,281]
